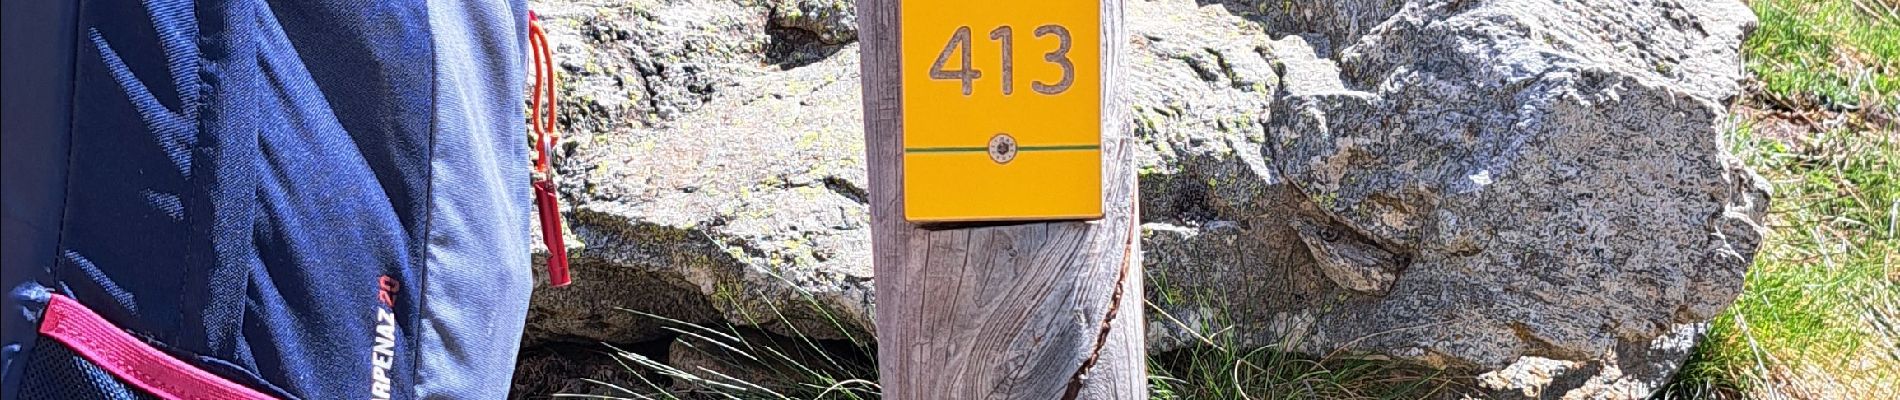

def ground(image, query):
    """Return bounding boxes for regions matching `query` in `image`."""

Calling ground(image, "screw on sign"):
[899,0,1104,223]
[988,133,1017,164]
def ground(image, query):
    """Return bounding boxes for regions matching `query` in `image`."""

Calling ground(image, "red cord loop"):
[528,14,557,175]
[528,12,571,287]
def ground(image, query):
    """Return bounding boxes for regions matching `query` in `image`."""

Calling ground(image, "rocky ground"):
[512,0,1772,398]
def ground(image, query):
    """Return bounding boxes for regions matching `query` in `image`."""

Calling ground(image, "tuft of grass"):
[564,307,879,400]
[1663,1,1899,398]
[1663,121,1897,399]
[1745,0,1898,112]
[1143,285,1466,400]
[1664,0,1900,396]
[562,261,880,400]
[1147,344,1461,400]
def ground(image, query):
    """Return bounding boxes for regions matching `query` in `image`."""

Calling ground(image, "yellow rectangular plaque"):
[901,0,1102,222]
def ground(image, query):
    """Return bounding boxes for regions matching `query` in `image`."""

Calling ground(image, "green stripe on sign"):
[1017,144,1099,152]
[904,146,991,153]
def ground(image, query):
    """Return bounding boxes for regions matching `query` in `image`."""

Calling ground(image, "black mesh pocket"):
[16,336,160,400]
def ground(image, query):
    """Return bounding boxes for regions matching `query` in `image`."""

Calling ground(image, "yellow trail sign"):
[901,0,1103,222]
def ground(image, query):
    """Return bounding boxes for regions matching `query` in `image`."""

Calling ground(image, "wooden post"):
[858,0,1144,398]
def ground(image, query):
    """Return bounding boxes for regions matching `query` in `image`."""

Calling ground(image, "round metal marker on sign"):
[988,133,1017,164]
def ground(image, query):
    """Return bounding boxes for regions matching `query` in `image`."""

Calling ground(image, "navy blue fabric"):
[54,0,429,397]
[2,0,532,398]
[1,0,79,397]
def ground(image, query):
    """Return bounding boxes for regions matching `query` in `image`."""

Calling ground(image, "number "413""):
[929,24,1074,96]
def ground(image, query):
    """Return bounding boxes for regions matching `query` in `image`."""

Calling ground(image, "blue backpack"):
[2,0,556,398]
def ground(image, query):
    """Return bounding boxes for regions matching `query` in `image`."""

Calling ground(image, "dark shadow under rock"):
[511,341,666,399]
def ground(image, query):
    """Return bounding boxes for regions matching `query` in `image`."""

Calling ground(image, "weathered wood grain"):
[859,0,1143,398]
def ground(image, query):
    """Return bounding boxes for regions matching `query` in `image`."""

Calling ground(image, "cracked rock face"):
[525,0,870,346]
[1174,0,1767,367]
[521,0,1768,398]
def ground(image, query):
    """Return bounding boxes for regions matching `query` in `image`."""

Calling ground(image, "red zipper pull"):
[533,178,570,286]
[528,12,571,287]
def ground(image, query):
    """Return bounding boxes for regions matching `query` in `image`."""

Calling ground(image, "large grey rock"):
[524,0,871,346]
[1476,323,1709,399]
[1175,0,1768,366]
[519,0,1768,398]
[530,46,873,343]
[1138,0,1768,397]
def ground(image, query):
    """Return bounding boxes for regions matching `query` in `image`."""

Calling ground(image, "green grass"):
[1746,0,1897,111]
[1661,1,1899,397]
[1662,122,1897,399]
